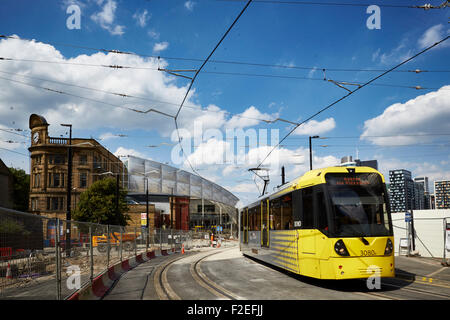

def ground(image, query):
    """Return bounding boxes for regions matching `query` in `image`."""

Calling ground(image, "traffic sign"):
[405,212,412,222]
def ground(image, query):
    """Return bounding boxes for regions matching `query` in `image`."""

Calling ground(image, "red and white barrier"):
[67,249,165,300]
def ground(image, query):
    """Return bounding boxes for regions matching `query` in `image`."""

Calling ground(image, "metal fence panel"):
[1,206,239,300]
[0,208,57,299]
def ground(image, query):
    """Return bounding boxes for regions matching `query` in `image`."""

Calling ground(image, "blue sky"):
[0,0,449,205]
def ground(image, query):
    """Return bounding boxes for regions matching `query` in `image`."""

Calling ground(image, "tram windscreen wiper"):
[353,231,370,245]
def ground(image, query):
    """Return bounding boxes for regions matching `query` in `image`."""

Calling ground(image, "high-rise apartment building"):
[413,182,425,210]
[414,177,429,193]
[434,180,450,209]
[389,169,414,213]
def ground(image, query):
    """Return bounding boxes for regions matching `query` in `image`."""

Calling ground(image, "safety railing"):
[0,207,237,300]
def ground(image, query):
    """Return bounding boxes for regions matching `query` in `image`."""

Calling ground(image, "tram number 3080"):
[360,250,376,256]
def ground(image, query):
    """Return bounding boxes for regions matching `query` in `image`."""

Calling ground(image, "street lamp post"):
[309,135,319,171]
[61,123,72,257]
[136,170,158,249]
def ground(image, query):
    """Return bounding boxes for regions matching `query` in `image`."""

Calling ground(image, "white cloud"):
[418,24,450,49]
[226,183,256,193]
[374,25,449,65]
[377,39,412,65]
[113,146,148,159]
[153,41,169,53]
[184,1,196,11]
[361,86,450,146]
[308,67,318,78]
[185,138,232,167]
[99,132,119,140]
[225,106,275,129]
[91,0,125,36]
[0,36,210,138]
[148,29,160,40]
[133,9,150,28]
[292,118,336,136]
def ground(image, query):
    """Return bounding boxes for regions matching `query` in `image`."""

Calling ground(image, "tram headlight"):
[334,239,350,256]
[384,238,393,256]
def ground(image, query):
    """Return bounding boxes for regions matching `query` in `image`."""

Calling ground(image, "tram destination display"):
[326,173,381,187]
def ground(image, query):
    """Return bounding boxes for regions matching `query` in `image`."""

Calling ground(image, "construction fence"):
[0,207,235,300]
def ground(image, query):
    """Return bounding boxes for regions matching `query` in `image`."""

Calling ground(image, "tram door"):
[261,200,269,247]
[243,208,249,244]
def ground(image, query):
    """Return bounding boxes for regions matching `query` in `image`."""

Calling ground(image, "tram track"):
[154,247,241,300]
[357,277,450,300]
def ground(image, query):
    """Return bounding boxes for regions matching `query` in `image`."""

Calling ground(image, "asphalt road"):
[102,246,450,300]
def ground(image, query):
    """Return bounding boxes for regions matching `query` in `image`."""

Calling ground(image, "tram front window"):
[326,173,392,237]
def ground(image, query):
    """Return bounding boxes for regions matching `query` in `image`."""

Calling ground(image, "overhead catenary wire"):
[217,0,449,9]
[1,35,449,74]
[173,0,253,176]
[2,56,450,80]
[255,35,450,170]
[285,133,450,139]
[0,69,292,124]
[0,74,177,118]
[1,59,445,92]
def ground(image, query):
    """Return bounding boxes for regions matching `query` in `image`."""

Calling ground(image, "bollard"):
[120,228,123,262]
[55,219,62,300]
[134,227,137,257]
[106,225,110,267]
[89,225,94,282]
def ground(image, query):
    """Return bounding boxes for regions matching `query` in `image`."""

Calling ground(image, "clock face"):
[33,132,39,144]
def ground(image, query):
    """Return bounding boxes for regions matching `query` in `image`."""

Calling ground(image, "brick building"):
[28,114,127,220]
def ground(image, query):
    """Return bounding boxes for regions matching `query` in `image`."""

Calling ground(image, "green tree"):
[9,167,30,212]
[73,178,130,226]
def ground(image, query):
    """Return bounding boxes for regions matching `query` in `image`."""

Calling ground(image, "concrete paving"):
[395,255,450,282]
[99,248,450,300]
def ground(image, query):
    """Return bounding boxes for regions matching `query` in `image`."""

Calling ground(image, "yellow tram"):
[239,166,395,280]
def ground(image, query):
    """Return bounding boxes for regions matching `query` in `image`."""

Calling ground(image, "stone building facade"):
[28,114,127,220]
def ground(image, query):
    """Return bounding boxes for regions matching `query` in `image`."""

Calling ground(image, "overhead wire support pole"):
[256,35,450,169]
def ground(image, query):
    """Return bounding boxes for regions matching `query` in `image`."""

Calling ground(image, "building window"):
[48,154,66,165]
[93,155,101,169]
[79,154,88,165]
[33,173,41,188]
[47,197,64,211]
[31,198,38,211]
[80,172,87,188]
[49,172,64,188]
[33,155,42,165]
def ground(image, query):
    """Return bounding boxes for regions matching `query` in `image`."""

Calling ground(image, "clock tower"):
[29,114,49,145]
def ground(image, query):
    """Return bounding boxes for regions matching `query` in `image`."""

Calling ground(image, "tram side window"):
[249,207,254,231]
[316,190,329,233]
[248,207,260,231]
[256,205,261,231]
[270,199,282,230]
[302,188,314,229]
[281,194,293,230]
